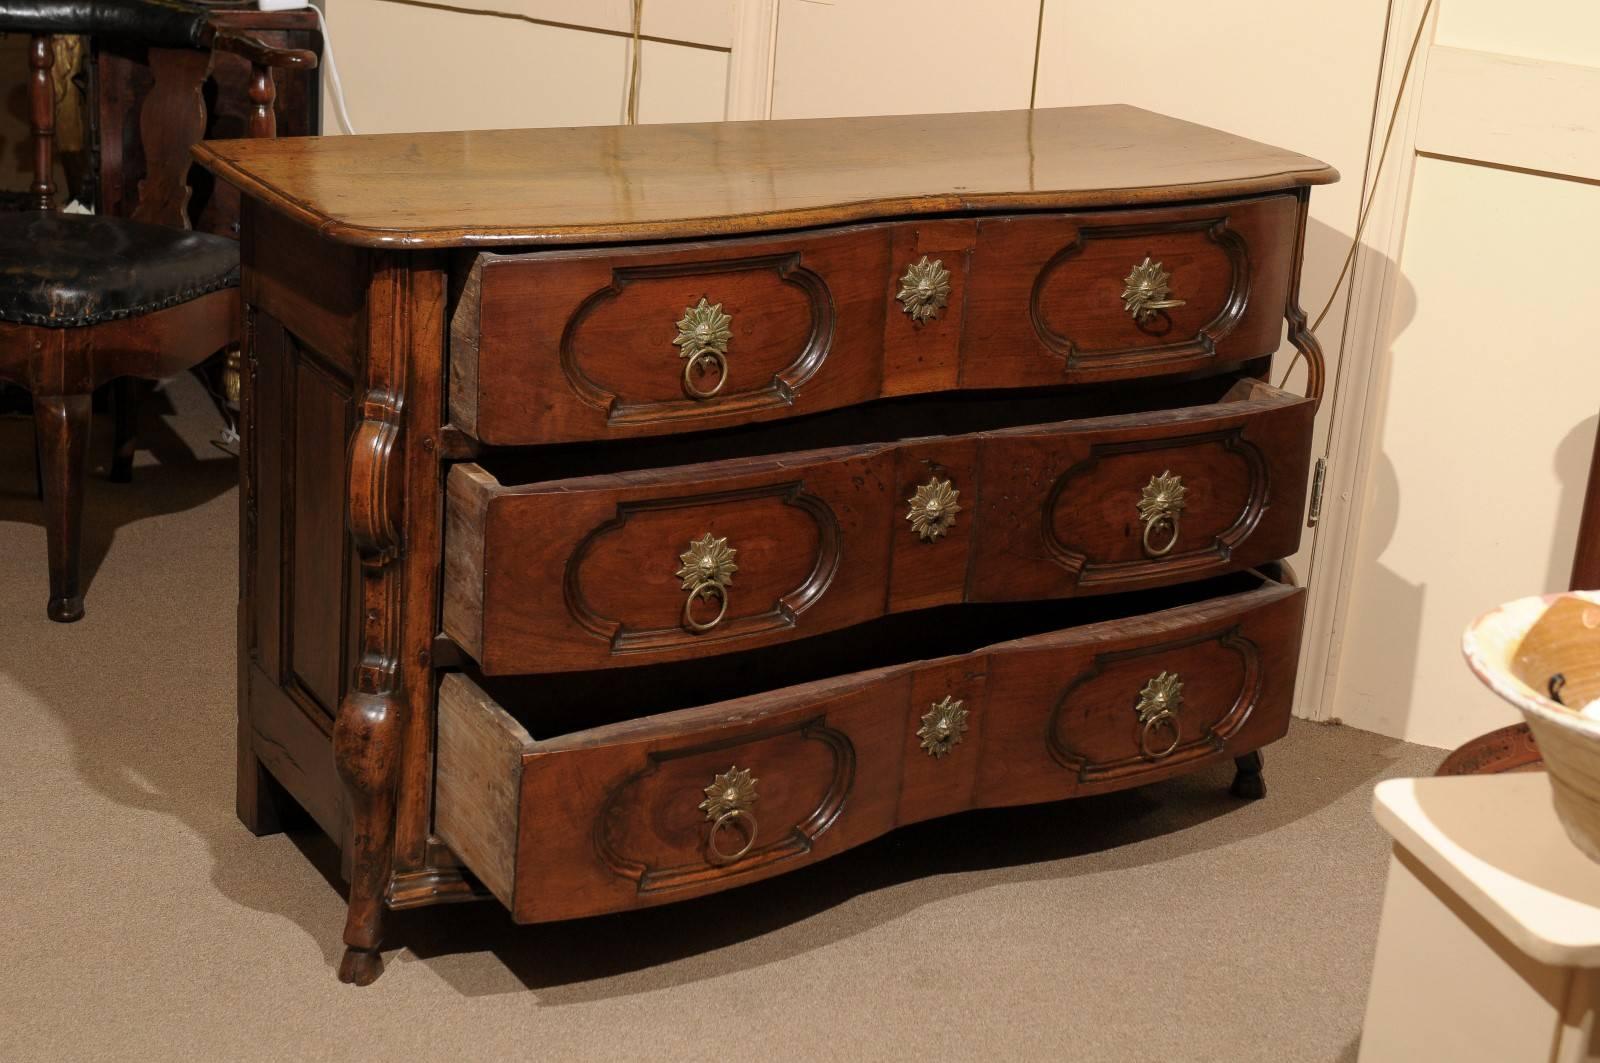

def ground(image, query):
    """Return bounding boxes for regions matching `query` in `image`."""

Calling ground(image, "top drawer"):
[448,195,1299,445]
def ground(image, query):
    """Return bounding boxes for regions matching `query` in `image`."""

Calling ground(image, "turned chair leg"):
[33,425,45,501]
[110,377,144,483]
[1230,750,1266,799]
[34,393,92,622]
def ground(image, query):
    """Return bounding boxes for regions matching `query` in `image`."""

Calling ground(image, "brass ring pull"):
[674,298,733,401]
[1142,514,1180,557]
[1122,257,1186,322]
[706,808,758,865]
[682,580,729,632]
[682,350,729,399]
[1137,471,1186,559]
[1134,671,1183,760]
[676,534,737,634]
[699,766,758,866]
[1138,710,1181,759]
[1140,297,1186,314]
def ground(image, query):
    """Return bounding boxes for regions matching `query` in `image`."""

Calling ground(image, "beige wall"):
[323,0,730,132]
[769,0,1038,118]
[1328,0,1600,749]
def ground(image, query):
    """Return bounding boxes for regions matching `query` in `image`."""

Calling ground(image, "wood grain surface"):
[450,196,1296,445]
[192,105,1336,249]
[435,576,1305,921]
[442,380,1313,674]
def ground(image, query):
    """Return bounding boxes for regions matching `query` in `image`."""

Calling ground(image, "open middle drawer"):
[442,378,1313,675]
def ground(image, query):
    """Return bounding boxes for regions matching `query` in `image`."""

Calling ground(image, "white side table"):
[1361,773,1600,1062]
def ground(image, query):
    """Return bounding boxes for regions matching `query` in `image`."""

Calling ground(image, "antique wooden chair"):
[0,2,315,621]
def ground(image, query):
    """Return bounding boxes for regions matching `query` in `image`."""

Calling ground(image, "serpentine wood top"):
[193,104,1336,250]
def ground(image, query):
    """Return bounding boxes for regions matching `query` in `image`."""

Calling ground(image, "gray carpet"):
[0,373,1445,1062]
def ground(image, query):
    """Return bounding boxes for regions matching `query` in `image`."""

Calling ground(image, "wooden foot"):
[35,393,91,623]
[110,377,144,483]
[338,947,384,986]
[333,690,402,985]
[1230,750,1266,799]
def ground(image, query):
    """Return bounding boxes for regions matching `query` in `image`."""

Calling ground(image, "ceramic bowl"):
[1463,592,1600,862]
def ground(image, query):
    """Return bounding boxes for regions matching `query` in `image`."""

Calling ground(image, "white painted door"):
[1323,0,1600,747]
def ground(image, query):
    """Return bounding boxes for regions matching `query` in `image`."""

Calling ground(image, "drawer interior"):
[436,563,1303,922]
[467,370,1261,486]
[460,565,1286,740]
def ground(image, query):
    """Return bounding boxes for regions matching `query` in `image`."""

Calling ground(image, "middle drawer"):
[442,379,1313,675]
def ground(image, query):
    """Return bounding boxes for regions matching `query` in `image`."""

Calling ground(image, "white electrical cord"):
[256,0,358,135]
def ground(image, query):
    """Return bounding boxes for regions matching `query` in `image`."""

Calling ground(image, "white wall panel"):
[1333,157,1600,747]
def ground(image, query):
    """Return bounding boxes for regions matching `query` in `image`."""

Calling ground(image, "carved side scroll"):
[332,262,412,986]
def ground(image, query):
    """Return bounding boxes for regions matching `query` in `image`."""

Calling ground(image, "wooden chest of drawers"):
[195,105,1335,985]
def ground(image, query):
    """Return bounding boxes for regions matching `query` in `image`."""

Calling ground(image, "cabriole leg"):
[333,690,401,985]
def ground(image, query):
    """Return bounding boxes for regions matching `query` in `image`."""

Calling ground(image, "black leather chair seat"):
[0,1,209,46]
[0,212,239,328]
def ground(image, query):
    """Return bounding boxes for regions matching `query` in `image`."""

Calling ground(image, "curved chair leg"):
[34,393,91,622]
[110,377,144,483]
[1230,749,1267,800]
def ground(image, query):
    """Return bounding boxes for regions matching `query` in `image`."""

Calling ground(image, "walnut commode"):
[195,104,1336,984]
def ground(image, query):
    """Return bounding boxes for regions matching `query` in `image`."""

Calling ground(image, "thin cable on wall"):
[625,0,644,124]
[1276,0,1434,391]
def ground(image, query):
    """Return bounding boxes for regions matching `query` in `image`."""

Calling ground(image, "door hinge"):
[1307,457,1328,527]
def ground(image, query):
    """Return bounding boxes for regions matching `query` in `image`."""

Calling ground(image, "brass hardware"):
[673,297,733,400]
[1122,256,1186,322]
[918,695,969,758]
[1308,456,1328,528]
[676,533,738,632]
[700,766,759,865]
[906,476,961,542]
[222,345,243,406]
[896,256,953,324]
[1134,671,1183,759]
[1137,470,1186,557]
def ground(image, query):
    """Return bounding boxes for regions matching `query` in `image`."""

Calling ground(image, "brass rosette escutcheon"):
[676,533,738,632]
[906,476,961,542]
[1122,256,1186,322]
[1134,671,1183,759]
[699,765,759,865]
[896,255,952,324]
[673,297,733,399]
[1137,470,1186,557]
[918,695,970,758]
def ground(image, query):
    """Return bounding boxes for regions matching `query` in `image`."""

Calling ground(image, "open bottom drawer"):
[435,571,1305,922]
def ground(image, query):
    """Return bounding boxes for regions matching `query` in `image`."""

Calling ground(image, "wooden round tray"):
[1436,723,1544,775]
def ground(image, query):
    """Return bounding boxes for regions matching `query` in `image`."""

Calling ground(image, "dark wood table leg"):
[1231,749,1267,799]
[110,376,143,483]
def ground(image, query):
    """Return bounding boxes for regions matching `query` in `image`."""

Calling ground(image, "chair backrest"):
[17,1,315,223]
